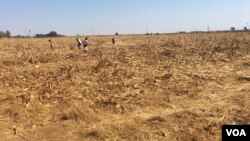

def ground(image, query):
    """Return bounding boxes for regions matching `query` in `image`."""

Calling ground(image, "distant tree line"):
[35,31,64,38]
[0,30,11,38]
[230,26,248,32]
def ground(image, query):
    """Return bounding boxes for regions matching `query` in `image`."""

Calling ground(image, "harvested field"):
[0,32,249,141]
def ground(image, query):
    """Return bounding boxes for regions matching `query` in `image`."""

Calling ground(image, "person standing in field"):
[48,39,54,50]
[77,38,82,49]
[112,37,115,45]
[83,37,88,54]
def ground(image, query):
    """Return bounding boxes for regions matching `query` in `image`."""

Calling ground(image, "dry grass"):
[0,32,249,141]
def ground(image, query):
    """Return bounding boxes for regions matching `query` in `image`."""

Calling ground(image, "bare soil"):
[0,32,249,141]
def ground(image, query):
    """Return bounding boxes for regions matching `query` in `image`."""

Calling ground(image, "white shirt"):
[77,38,82,44]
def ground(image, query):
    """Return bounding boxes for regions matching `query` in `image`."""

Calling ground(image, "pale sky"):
[0,0,250,36]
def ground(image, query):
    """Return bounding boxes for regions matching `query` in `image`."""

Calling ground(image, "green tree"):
[244,27,248,31]
[6,30,11,37]
[230,27,236,31]
[47,31,58,37]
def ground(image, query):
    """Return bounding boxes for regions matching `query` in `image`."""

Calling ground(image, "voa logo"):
[226,129,246,137]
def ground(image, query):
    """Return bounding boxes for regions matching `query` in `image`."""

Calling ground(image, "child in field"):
[77,38,82,49]
[83,37,88,53]
[112,37,115,45]
[48,39,54,50]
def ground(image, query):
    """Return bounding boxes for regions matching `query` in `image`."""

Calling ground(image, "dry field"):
[0,32,249,141]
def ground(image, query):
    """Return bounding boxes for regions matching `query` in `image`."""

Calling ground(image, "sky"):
[0,0,250,36]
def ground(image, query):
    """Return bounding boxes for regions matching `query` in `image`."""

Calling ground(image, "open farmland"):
[0,32,249,141]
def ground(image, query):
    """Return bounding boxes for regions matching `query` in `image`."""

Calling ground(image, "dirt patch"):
[0,33,249,140]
